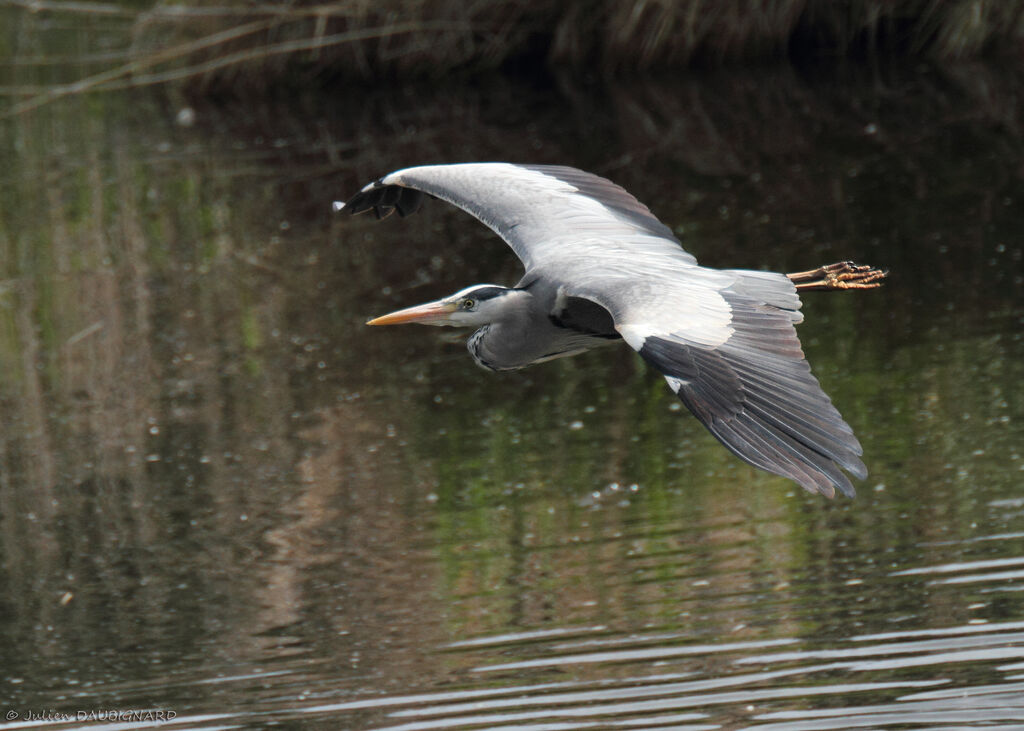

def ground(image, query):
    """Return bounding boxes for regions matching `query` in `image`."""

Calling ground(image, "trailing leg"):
[787,261,887,292]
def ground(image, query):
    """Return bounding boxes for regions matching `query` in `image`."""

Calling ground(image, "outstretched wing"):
[615,271,867,498]
[341,163,867,497]
[338,162,695,271]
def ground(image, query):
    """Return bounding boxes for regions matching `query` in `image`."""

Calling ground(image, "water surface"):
[0,52,1023,729]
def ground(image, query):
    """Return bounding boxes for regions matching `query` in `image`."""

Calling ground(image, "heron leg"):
[787,261,888,291]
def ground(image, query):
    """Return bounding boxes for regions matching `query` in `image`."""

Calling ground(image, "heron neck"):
[465,289,537,370]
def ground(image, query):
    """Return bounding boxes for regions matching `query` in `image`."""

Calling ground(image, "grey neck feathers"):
[464,289,534,371]
[465,289,615,371]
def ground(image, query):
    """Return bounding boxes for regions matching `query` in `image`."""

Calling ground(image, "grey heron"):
[339,163,886,498]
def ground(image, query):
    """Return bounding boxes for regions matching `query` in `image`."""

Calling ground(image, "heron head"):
[366,285,518,327]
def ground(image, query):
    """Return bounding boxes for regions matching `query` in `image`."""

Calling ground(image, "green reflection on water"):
[0,55,1021,719]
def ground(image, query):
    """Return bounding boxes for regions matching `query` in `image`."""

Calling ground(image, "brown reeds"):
[125,0,1024,83]
[3,0,1024,112]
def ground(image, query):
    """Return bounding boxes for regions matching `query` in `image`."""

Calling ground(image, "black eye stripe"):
[463,286,506,301]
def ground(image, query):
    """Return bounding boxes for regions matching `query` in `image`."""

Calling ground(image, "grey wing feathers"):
[635,280,866,498]
[521,165,680,244]
[338,162,696,269]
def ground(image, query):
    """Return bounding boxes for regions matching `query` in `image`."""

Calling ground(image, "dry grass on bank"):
[3,0,1024,105]
[138,0,1024,85]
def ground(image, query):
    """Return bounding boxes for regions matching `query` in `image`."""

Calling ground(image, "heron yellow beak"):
[366,300,458,326]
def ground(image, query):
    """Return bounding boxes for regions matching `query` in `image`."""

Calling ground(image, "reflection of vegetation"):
[417,316,1022,642]
[0,54,1022,706]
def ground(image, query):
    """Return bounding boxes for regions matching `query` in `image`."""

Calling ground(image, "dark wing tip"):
[638,334,865,499]
[338,181,424,219]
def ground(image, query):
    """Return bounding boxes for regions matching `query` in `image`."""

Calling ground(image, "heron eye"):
[461,298,475,310]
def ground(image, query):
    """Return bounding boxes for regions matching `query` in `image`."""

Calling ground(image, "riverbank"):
[3,0,1022,101]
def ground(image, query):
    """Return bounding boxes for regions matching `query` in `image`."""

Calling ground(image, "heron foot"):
[787,261,888,292]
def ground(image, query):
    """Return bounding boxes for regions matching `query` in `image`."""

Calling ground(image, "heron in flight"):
[339,163,885,498]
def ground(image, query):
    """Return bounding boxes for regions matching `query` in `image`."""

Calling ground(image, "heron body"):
[340,163,886,498]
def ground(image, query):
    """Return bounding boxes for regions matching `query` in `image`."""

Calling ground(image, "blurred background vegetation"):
[2,0,1024,103]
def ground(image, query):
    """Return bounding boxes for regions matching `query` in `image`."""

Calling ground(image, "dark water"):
[1,37,1024,731]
